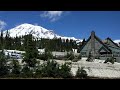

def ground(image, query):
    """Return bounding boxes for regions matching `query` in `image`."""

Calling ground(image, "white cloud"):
[0,20,7,31]
[40,11,64,22]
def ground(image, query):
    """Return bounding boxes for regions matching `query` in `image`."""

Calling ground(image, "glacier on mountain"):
[2,23,82,42]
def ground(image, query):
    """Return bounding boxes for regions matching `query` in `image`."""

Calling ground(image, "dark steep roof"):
[79,34,112,53]
[106,37,120,48]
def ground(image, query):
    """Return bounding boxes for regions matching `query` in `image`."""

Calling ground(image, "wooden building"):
[79,31,120,62]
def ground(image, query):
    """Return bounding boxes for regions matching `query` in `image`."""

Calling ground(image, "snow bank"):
[69,58,120,78]
[53,58,120,78]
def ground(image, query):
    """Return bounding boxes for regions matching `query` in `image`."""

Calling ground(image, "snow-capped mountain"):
[114,40,120,44]
[114,40,120,46]
[3,23,82,42]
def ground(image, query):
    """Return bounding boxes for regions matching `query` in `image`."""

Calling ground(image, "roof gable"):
[106,38,119,48]
[98,46,110,53]
[80,34,112,53]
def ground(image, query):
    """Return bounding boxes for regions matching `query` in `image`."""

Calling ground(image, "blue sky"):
[0,11,120,40]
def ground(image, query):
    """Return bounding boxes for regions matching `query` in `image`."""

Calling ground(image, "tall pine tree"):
[0,29,10,77]
[22,34,38,67]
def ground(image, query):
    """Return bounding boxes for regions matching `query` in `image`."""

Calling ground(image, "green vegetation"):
[75,67,88,78]
[0,31,79,52]
[10,59,21,77]
[0,50,9,77]
[39,60,60,78]
[22,34,38,68]
[59,63,72,78]
[35,60,72,78]
[0,31,83,78]
[104,56,115,64]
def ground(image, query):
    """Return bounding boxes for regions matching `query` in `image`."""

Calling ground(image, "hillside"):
[2,23,82,42]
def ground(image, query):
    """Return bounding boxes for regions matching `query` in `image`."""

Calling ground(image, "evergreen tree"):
[0,50,9,77]
[14,35,21,50]
[4,30,10,49]
[10,59,21,76]
[0,29,9,77]
[22,34,38,67]
[70,39,73,50]
[65,39,69,52]
[40,60,60,78]
[0,33,2,49]
[21,34,38,77]
[0,31,4,49]
[62,39,66,52]
[59,63,72,78]
[82,38,86,45]
[21,64,33,77]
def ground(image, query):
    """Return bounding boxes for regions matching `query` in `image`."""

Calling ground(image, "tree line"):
[0,30,82,52]
[0,30,87,78]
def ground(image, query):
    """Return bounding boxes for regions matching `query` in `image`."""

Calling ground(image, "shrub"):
[35,65,43,78]
[104,58,109,63]
[21,65,34,78]
[40,60,60,78]
[75,67,88,78]
[104,56,115,64]
[38,53,47,60]
[110,56,115,64]
[36,60,73,78]
[10,59,21,77]
[59,63,73,78]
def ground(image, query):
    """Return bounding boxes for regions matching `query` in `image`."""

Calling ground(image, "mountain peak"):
[2,23,82,41]
[17,23,35,26]
[15,23,49,32]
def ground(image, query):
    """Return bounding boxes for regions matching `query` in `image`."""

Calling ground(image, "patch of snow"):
[53,58,120,78]
[2,23,82,42]
[114,40,120,44]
